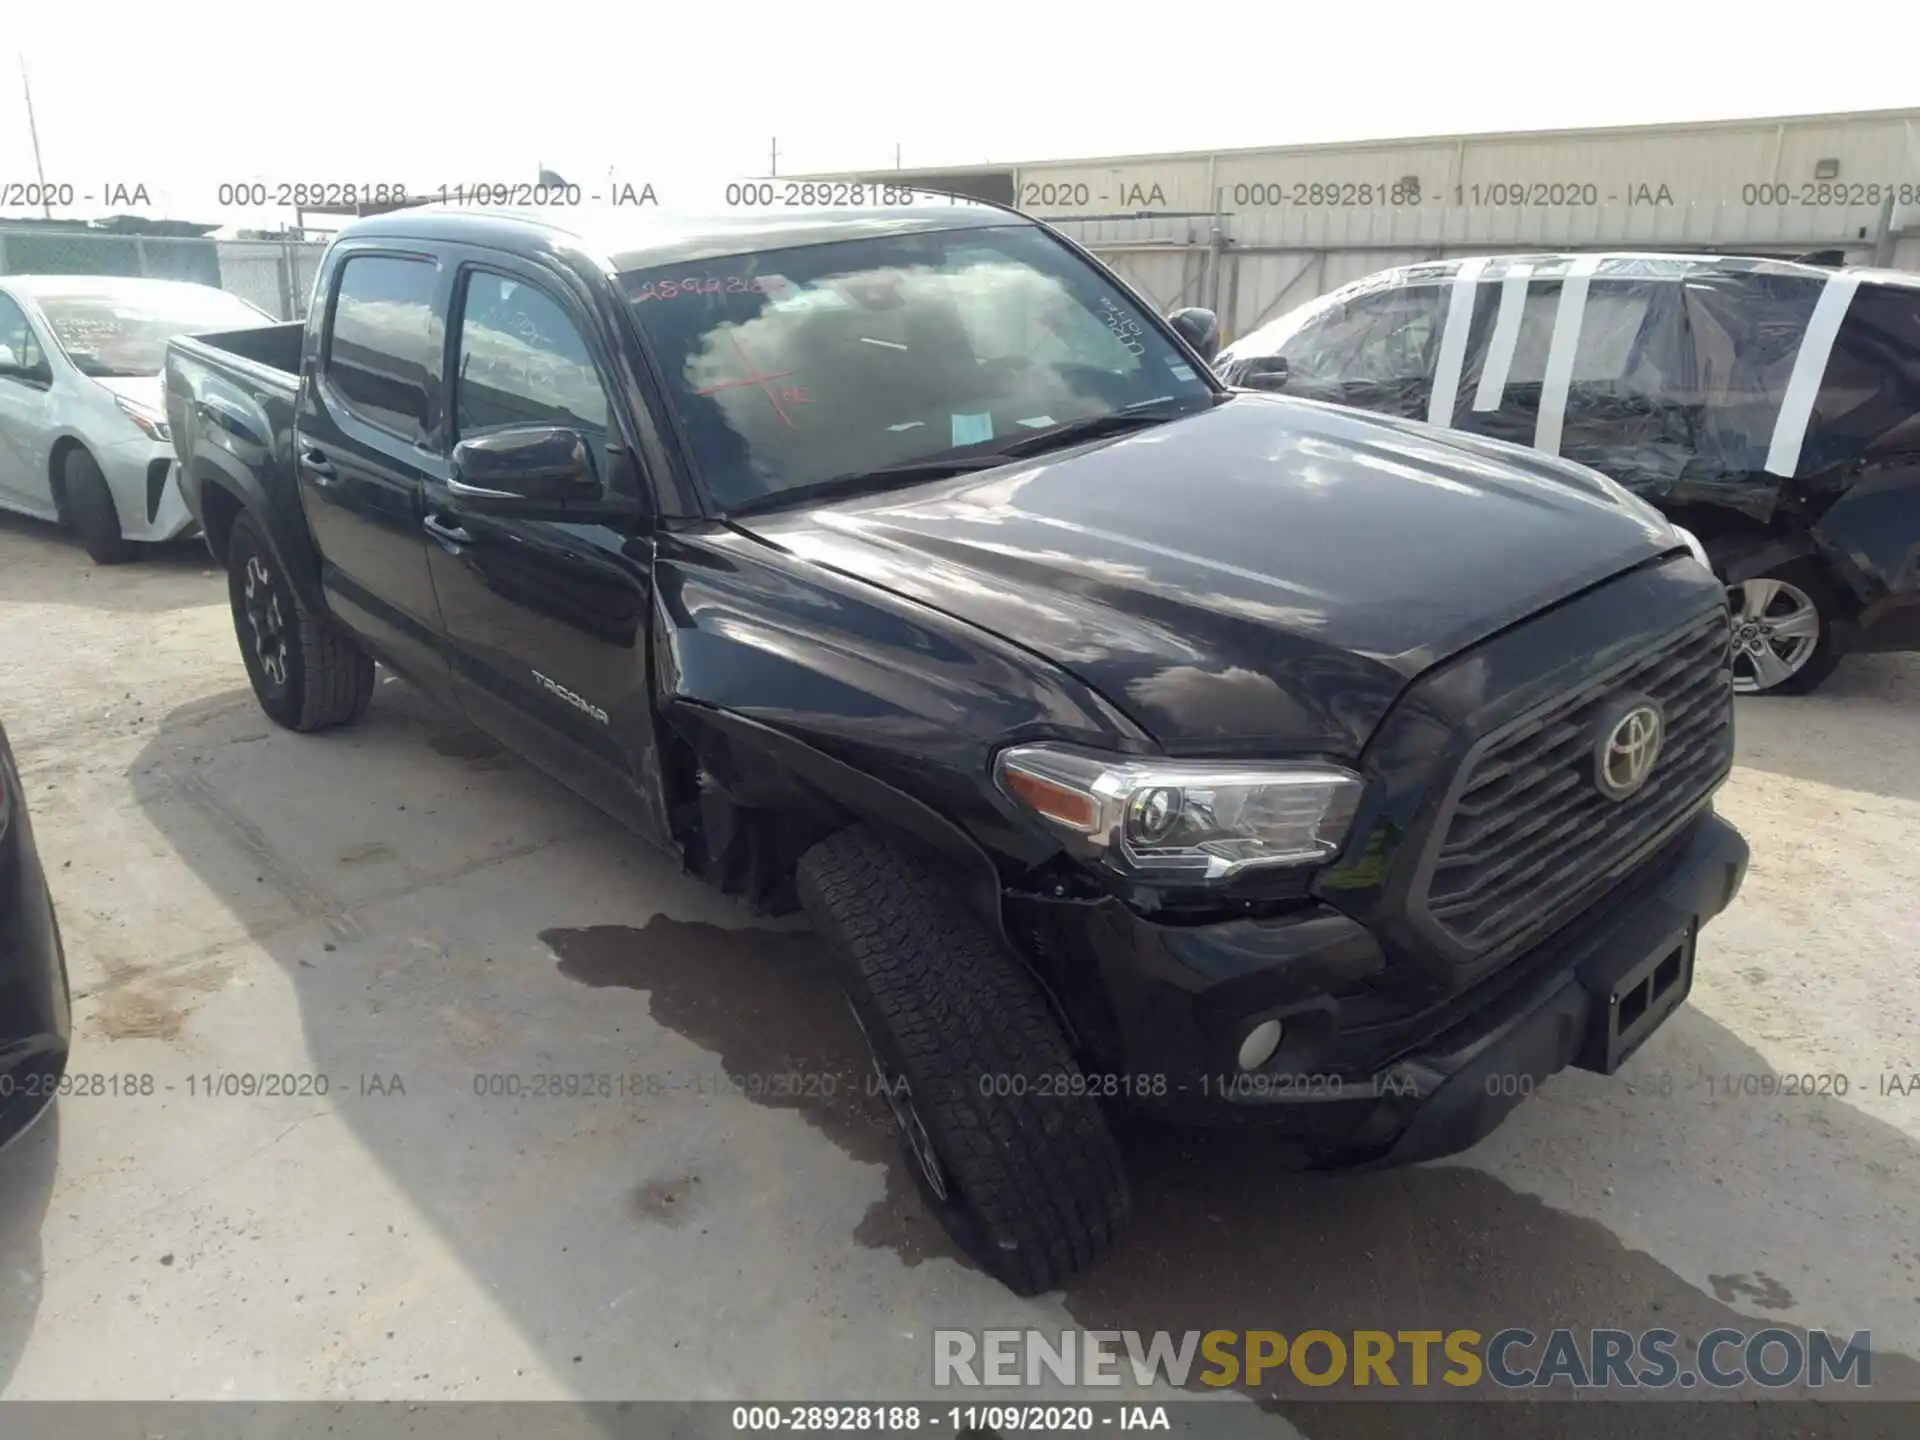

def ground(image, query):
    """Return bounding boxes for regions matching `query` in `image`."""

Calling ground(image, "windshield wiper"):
[718,396,1226,520]
[981,401,1204,461]
[721,454,1011,519]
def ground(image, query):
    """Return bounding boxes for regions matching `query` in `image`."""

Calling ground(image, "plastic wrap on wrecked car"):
[1221,255,1920,606]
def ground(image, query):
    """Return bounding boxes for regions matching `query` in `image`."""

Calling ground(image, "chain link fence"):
[0,229,329,320]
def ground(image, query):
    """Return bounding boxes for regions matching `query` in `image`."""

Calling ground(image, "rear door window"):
[1459,277,1686,463]
[1684,273,1824,475]
[324,254,438,440]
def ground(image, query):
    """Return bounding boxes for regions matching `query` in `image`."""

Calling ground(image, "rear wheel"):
[796,825,1132,1295]
[226,511,375,731]
[60,449,134,565]
[1726,560,1842,696]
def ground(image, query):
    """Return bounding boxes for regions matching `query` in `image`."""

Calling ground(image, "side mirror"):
[1240,355,1290,392]
[0,344,17,369]
[449,426,603,509]
[1165,307,1221,365]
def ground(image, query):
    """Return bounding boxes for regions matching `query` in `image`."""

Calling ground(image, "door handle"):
[301,448,337,485]
[423,513,473,550]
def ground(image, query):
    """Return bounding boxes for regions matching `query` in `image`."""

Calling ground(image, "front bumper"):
[96,435,198,543]
[0,747,72,1151]
[1024,809,1747,1163]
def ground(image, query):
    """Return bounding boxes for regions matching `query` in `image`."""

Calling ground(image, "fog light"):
[1237,1019,1284,1072]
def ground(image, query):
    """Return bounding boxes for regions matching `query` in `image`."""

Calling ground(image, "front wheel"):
[61,449,134,565]
[1726,560,1842,696]
[796,826,1132,1295]
[226,511,375,731]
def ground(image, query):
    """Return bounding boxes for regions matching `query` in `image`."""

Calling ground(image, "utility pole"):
[19,54,52,218]
[769,137,779,178]
[895,142,902,170]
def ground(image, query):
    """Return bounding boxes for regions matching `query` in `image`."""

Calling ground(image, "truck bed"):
[164,324,309,558]
[178,322,305,381]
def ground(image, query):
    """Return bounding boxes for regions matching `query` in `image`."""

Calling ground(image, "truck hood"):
[736,394,1680,756]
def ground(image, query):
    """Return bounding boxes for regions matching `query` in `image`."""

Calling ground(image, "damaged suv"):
[1217,253,1920,694]
[166,200,1749,1293]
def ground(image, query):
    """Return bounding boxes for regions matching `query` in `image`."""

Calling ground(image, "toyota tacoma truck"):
[165,198,1750,1295]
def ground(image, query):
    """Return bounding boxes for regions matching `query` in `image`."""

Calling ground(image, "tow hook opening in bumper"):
[1584,920,1695,1075]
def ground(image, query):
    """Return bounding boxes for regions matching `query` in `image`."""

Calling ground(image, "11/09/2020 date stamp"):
[212,181,661,209]
[2,180,152,209]
[0,1072,407,1099]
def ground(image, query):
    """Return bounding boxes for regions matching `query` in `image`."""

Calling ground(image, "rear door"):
[1794,280,1920,623]
[295,246,454,692]
[420,249,665,842]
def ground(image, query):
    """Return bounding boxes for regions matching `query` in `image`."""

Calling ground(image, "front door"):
[421,255,665,842]
[296,247,453,693]
[0,293,57,517]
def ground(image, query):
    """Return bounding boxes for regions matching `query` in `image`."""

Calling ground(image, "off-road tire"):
[226,511,375,731]
[61,449,134,565]
[1726,557,1843,696]
[796,825,1132,1295]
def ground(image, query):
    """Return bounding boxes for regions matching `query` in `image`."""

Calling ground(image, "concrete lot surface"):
[0,512,1916,1437]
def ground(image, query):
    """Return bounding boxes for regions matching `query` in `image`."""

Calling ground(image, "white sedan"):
[0,275,274,563]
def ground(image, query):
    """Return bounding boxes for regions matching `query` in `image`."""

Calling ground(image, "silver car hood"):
[88,374,165,412]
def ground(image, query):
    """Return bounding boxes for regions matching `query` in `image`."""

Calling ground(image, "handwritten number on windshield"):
[634,275,792,303]
[689,332,808,428]
[1098,298,1147,357]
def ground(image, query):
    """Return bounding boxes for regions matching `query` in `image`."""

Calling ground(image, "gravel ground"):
[0,511,1914,1436]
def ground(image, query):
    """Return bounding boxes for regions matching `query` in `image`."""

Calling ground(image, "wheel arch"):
[662,700,1010,939]
[198,478,243,566]
[184,452,329,618]
[45,434,87,523]
[1664,504,1859,618]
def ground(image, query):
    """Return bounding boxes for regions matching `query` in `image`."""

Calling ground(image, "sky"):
[4,0,1918,230]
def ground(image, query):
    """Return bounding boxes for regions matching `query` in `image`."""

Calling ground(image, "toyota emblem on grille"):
[1593,699,1664,802]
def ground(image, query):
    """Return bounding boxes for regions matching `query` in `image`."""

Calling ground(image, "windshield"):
[1220,289,1345,363]
[619,223,1216,510]
[37,287,273,377]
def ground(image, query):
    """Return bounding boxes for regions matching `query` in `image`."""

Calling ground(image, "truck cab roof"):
[333,200,1027,273]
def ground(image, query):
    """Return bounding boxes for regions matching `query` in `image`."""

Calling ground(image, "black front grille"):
[1423,607,1733,956]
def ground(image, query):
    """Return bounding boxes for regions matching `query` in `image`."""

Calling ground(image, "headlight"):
[113,394,170,442]
[1672,524,1711,571]
[993,743,1364,883]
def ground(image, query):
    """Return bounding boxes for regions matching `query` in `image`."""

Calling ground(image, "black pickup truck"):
[165,199,1749,1294]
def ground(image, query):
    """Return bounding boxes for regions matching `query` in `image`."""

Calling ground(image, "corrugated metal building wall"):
[0,230,328,320]
[803,108,1920,342]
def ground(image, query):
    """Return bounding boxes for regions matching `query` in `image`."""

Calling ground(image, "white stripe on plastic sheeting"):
[1426,257,1489,427]
[1471,263,1533,413]
[1764,272,1862,479]
[1533,254,1605,456]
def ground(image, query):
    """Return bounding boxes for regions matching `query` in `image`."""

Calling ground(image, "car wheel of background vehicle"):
[225,511,375,731]
[796,825,1132,1296]
[60,449,134,565]
[1726,559,1842,696]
